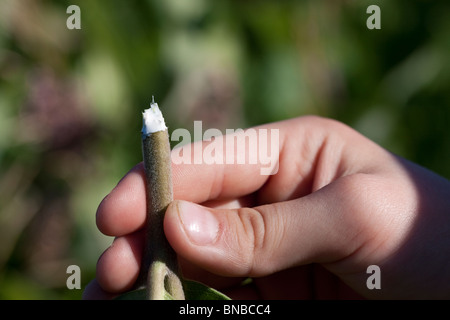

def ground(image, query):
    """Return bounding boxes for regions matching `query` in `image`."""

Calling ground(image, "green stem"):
[148,261,185,300]
[136,130,185,300]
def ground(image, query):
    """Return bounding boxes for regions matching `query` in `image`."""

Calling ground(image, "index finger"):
[95,119,281,236]
[96,116,364,237]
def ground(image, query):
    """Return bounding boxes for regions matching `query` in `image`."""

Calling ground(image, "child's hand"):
[84,116,450,299]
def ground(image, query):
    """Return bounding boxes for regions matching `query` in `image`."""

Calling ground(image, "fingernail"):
[176,200,219,246]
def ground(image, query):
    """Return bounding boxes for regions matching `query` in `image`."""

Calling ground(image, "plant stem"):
[136,110,184,300]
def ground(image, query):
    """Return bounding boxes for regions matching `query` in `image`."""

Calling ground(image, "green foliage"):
[115,280,231,300]
[0,0,449,299]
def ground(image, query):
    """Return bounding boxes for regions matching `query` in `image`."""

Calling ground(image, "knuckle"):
[231,207,267,276]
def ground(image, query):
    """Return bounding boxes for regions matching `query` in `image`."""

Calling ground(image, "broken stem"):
[135,99,184,300]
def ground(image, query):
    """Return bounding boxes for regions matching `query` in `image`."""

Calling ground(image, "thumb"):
[164,184,365,278]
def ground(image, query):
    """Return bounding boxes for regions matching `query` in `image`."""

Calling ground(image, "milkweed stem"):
[135,100,185,300]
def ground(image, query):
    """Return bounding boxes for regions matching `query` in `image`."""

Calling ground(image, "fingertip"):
[96,233,143,293]
[96,164,147,236]
[164,200,191,254]
[164,200,251,277]
[164,201,216,269]
[95,194,111,235]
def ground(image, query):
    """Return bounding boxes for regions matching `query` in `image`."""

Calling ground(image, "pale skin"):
[83,116,450,299]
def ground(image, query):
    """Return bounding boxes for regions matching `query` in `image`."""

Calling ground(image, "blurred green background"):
[0,0,449,299]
